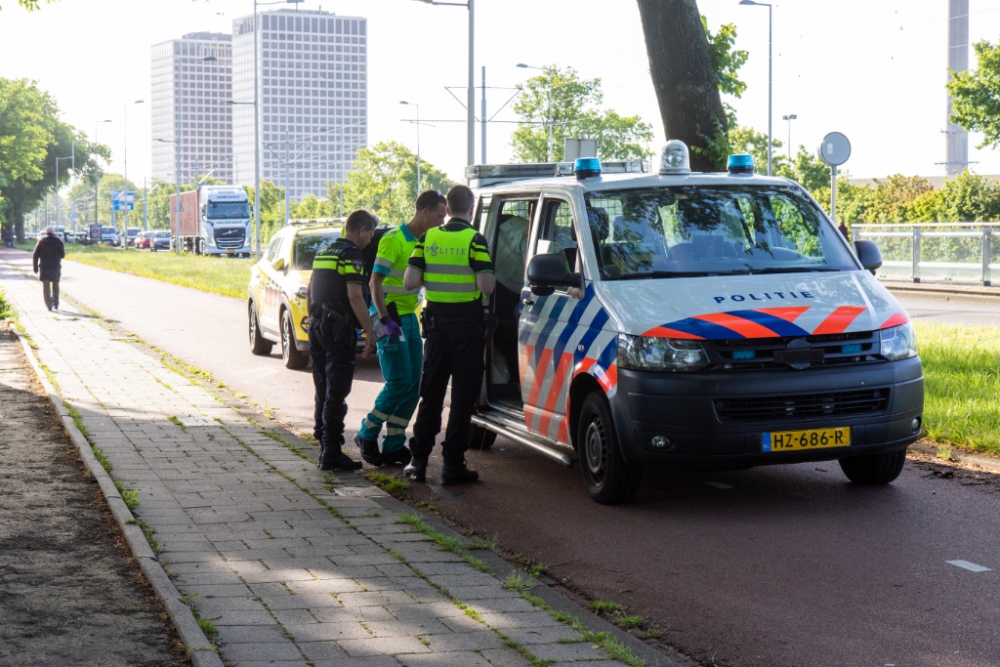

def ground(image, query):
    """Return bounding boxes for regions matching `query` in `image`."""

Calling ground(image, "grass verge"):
[0,287,11,319]
[396,513,490,573]
[63,244,251,299]
[365,470,410,499]
[916,322,1000,456]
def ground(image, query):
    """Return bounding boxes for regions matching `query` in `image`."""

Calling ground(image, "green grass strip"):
[64,244,250,299]
[522,593,646,667]
[916,322,1000,456]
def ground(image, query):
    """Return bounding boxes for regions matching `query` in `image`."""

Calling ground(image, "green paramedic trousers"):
[359,312,423,452]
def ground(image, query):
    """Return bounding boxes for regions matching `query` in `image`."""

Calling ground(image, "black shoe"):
[383,448,412,466]
[354,434,383,467]
[441,462,479,486]
[320,452,363,471]
[403,458,427,482]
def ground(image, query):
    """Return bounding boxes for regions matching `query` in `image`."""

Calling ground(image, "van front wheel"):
[578,392,642,504]
[468,423,497,451]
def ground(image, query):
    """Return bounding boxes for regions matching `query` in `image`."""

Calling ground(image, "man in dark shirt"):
[32,227,66,311]
[307,210,377,471]
[402,185,495,485]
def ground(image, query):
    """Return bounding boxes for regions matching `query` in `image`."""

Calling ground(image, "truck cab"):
[199,186,253,257]
[467,142,923,504]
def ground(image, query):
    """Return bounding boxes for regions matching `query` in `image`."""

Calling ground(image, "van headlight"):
[617,334,709,372]
[880,322,918,360]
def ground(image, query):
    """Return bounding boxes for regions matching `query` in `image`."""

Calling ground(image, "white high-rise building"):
[150,32,234,184]
[232,9,367,203]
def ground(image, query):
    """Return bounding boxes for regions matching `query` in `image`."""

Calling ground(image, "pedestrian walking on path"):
[32,226,64,311]
[307,209,377,471]
[356,190,447,467]
[403,185,495,485]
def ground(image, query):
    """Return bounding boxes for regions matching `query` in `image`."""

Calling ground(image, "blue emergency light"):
[727,154,755,175]
[575,157,602,180]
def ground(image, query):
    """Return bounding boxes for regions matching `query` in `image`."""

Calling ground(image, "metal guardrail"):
[853,223,1000,286]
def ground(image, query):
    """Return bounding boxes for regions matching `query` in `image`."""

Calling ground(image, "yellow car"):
[247,222,344,369]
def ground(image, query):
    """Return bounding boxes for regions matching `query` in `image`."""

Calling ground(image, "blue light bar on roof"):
[728,154,755,174]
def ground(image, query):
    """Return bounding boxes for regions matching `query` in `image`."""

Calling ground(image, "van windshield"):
[294,232,341,270]
[585,185,857,280]
[207,201,250,219]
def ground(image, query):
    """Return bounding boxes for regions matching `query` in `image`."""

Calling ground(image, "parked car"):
[137,230,155,250]
[101,227,121,246]
[247,221,345,369]
[151,230,172,251]
[125,227,142,248]
[75,231,91,244]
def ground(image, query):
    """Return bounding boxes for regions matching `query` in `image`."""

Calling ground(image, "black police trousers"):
[309,325,357,453]
[410,319,485,466]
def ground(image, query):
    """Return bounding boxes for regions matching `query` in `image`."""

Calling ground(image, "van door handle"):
[522,297,535,306]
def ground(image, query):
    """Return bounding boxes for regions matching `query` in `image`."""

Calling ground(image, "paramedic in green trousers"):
[402,185,495,485]
[355,190,447,466]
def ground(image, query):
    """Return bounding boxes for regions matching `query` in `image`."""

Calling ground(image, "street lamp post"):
[122,99,145,247]
[93,120,112,232]
[516,63,554,162]
[740,0,773,176]
[415,0,474,168]
[400,101,422,193]
[156,138,182,254]
[54,145,75,232]
[782,114,797,160]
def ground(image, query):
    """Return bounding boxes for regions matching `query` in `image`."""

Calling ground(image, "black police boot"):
[354,434,383,467]
[316,441,326,469]
[403,458,427,482]
[319,437,362,471]
[383,447,412,467]
[441,460,479,486]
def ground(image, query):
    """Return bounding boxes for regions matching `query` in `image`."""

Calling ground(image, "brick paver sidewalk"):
[1,260,635,667]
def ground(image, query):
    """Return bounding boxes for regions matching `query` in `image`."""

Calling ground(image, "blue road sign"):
[69,212,79,221]
[112,190,135,211]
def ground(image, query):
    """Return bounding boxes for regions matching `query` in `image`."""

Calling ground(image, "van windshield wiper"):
[751,266,841,274]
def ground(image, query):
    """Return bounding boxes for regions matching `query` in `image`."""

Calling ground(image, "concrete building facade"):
[150,32,234,185]
[231,9,367,202]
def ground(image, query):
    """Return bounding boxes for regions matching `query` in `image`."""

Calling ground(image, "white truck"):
[170,185,253,256]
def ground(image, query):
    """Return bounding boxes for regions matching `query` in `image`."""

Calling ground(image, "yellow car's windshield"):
[294,231,341,270]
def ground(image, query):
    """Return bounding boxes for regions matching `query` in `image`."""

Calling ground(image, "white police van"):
[465,141,923,504]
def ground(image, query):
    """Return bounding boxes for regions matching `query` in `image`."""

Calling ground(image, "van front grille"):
[714,388,890,422]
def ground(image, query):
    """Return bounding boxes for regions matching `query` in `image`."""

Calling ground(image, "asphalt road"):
[895,292,1000,328]
[4,247,999,667]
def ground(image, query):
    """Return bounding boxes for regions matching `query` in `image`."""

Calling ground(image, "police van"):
[465,141,923,504]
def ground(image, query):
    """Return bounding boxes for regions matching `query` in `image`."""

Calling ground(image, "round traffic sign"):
[818,132,851,167]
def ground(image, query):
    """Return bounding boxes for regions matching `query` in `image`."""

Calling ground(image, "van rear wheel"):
[468,424,497,451]
[578,392,643,504]
[838,449,906,485]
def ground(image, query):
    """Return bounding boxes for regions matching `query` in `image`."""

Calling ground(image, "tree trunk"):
[636,0,728,172]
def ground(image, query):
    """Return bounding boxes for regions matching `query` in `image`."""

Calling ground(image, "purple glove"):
[382,317,403,338]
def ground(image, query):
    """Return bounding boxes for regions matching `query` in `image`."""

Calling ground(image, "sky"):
[3,0,1000,190]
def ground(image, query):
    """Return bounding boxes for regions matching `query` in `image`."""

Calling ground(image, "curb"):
[909,440,1000,475]
[369,493,686,667]
[7,319,223,667]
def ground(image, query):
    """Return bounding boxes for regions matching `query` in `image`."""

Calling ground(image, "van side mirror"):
[527,253,583,297]
[854,239,883,272]
[272,256,286,272]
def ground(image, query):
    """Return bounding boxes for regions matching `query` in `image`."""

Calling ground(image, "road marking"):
[704,481,734,490]
[946,560,991,573]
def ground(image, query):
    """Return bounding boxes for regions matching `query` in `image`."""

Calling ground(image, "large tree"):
[331,141,453,225]
[0,78,108,242]
[636,0,729,172]
[948,39,1000,148]
[510,67,653,162]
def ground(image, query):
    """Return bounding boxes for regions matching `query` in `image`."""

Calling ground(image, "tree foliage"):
[948,39,1000,149]
[510,66,653,162]
[0,78,109,242]
[330,141,453,225]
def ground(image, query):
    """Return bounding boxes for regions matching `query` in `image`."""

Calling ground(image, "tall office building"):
[150,32,234,184]
[232,9,367,202]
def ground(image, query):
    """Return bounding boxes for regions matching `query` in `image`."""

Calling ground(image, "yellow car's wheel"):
[281,309,309,369]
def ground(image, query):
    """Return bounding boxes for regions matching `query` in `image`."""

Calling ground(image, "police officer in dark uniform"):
[402,185,495,485]
[308,209,378,471]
